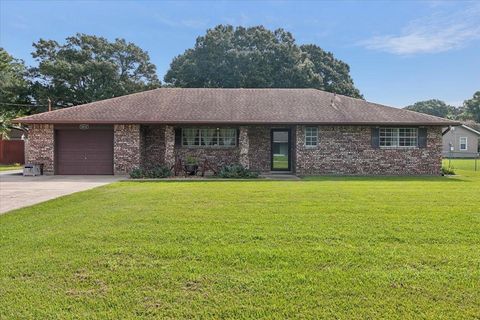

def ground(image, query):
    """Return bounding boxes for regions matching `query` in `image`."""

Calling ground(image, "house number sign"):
[79,124,89,130]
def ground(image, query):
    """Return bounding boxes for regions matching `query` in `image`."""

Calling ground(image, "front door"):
[271,129,291,171]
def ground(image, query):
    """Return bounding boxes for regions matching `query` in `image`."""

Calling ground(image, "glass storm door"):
[271,129,291,171]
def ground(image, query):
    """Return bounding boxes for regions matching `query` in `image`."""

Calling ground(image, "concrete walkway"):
[0,171,123,214]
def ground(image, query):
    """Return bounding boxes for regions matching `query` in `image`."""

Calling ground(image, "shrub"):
[441,166,455,175]
[129,168,144,179]
[185,155,198,165]
[146,165,172,178]
[129,165,172,179]
[218,164,259,179]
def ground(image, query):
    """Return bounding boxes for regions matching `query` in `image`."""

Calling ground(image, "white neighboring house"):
[442,125,480,157]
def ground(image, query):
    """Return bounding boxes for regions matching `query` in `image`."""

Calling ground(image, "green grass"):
[272,154,289,169]
[0,163,22,171]
[443,158,479,172]
[1,170,479,319]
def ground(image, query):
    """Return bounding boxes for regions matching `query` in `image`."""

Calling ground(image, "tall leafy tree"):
[0,111,20,139]
[300,44,362,98]
[462,91,480,122]
[30,34,161,108]
[404,99,456,118]
[0,48,32,138]
[0,48,32,114]
[165,25,362,98]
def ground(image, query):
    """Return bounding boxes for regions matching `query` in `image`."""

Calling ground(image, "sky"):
[1,0,479,108]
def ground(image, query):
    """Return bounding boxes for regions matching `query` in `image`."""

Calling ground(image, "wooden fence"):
[0,140,25,164]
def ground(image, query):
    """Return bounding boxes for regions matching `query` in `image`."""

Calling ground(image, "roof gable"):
[14,88,459,126]
[461,125,480,136]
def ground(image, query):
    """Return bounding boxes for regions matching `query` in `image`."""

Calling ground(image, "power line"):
[0,102,47,107]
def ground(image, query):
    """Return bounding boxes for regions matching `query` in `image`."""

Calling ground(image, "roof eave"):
[13,119,461,126]
[461,124,480,135]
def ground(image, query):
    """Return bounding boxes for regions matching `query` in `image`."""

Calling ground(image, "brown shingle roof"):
[14,88,459,125]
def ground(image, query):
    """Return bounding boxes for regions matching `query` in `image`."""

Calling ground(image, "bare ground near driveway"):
[0,171,123,214]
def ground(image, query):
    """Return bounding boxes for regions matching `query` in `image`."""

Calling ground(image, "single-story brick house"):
[14,88,458,175]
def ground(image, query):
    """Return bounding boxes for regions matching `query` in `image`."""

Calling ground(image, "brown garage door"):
[56,128,113,175]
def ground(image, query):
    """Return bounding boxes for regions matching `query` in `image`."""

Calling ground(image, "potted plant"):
[184,155,199,175]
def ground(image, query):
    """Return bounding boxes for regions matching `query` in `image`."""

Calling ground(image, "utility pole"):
[48,98,52,112]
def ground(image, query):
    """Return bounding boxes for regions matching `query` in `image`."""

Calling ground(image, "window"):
[182,128,236,147]
[379,128,418,148]
[459,137,467,151]
[305,127,318,147]
[201,128,217,146]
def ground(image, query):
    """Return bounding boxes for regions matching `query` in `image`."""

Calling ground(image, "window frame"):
[305,126,318,148]
[181,127,237,148]
[459,137,468,151]
[379,127,418,149]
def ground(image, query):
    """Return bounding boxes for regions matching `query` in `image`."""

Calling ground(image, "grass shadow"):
[301,175,468,183]
[119,175,469,183]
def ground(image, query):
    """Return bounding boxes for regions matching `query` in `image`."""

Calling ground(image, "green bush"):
[147,165,172,178]
[186,155,198,165]
[129,168,144,179]
[129,165,172,179]
[441,166,455,175]
[218,164,259,179]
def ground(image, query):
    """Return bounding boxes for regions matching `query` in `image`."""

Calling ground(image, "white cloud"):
[360,4,480,55]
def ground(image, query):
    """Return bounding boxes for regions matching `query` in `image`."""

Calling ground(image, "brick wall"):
[174,147,240,170]
[239,126,249,168]
[25,124,54,174]
[164,125,175,168]
[113,124,141,174]
[247,126,271,172]
[141,125,166,168]
[247,125,297,172]
[141,125,241,171]
[295,125,443,175]
[24,123,443,176]
[170,126,280,172]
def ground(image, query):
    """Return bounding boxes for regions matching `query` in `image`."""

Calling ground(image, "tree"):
[462,91,480,122]
[0,110,21,139]
[164,25,362,98]
[462,120,480,132]
[0,49,32,138]
[300,44,362,98]
[404,99,456,118]
[30,34,160,108]
[0,48,32,114]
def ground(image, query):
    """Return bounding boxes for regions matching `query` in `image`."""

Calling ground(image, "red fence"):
[0,140,25,164]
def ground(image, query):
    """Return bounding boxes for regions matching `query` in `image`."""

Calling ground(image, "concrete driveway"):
[0,171,123,214]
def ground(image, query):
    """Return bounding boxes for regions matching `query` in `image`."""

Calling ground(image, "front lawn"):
[272,154,289,169]
[0,164,22,171]
[443,158,479,172]
[1,170,479,318]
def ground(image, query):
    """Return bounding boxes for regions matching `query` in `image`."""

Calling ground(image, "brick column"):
[295,125,305,174]
[427,126,444,175]
[239,126,249,168]
[25,124,55,174]
[164,125,175,168]
[114,124,141,174]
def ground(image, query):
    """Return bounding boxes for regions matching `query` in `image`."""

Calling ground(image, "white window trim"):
[305,126,318,148]
[459,137,468,151]
[379,127,418,149]
[181,127,237,148]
